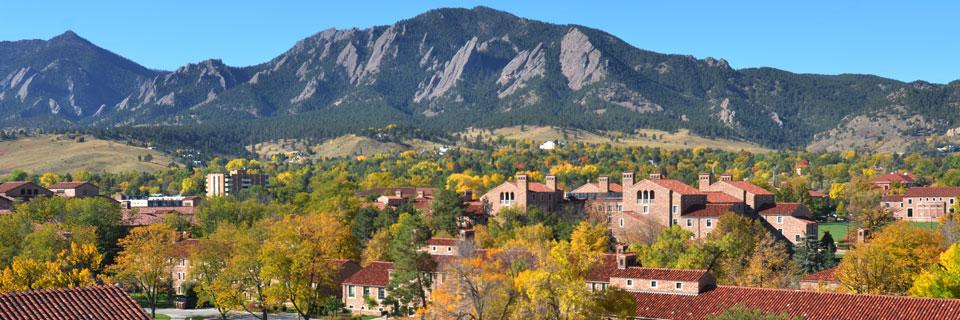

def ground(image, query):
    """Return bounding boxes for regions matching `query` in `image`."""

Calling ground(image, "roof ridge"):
[714,285,960,302]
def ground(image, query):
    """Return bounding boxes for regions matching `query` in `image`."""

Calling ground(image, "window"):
[626,279,633,287]
[706,219,713,228]
[642,206,649,214]
[348,285,355,298]
[363,286,370,297]
[378,288,385,299]
[619,218,624,228]
[776,216,783,224]
[431,246,437,252]
[907,208,914,217]
[617,204,623,212]
[675,282,683,289]
[795,235,801,242]
[178,272,185,280]
[686,219,692,227]
[908,199,913,204]
[500,192,515,206]
[447,247,452,252]
[650,280,658,288]
[671,205,678,214]
[672,219,678,226]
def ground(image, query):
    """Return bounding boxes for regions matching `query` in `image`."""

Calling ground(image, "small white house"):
[539,140,557,150]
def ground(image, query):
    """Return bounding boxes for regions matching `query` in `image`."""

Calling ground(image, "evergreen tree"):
[385,213,434,316]
[428,187,466,236]
[793,235,824,274]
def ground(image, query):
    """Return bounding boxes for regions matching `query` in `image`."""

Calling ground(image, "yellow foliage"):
[39,172,61,188]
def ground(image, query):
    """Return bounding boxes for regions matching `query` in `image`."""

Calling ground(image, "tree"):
[189,234,233,320]
[38,172,61,188]
[261,214,357,319]
[429,187,466,236]
[428,249,520,320]
[708,306,792,320]
[633,225,695,268]
[218,223,271,320]
[738,233,796,288]
[837,222,944,295]
[910,244,960,298]
[108,224,177,318]
[570,221,610,254]
[385,213,434,316]
[362,229,392,266]
[793,235,827,274]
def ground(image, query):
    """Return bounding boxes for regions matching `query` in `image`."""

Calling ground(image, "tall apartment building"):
[205,169,269,197]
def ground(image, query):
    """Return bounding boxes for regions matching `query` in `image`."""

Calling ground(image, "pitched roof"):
[48,181,94,189]
[881,195,903,202]
[355,187,437,198]
[342,261,392,287]
[0,284,150,320]
[705,191,741,203]
[649,179,704,195]
[723,181,774,195]
[512,182,558,193]
[808,190,829,198]
[426,238,458,246]
[586,253,636,282]
[586,254,708,283]
[628,285,960,320]
[904,187,960,198]
[873,172,916,184]
[682,203,738,218]
[571,182,624,193]
[0,181,30,193]
[758,203,807,216]
[802,267,838,282]
[465,201,485,216]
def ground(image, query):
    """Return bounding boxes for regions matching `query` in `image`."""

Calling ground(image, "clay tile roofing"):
[758,203,806,216]
[342,261,392,287]
[572,182,624,193]
[882,195,903,202]
[611,267,710,282]
[513,182,558,193]
[808,190,829,198]
[0,181,30,193]
[873,172,916,183]
[802,267,838,282]
[48,181,92,189]
[904,187,960,198]
[724,181,774,195]
[0,284,150,320]
[628,285,960,320]
[682,203,737,218]
[705,191,741,203]
[649,179,704,195]
[426,238,457,246]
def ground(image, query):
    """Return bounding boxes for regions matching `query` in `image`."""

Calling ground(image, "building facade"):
[881,187,960,222]
[480,174,564,216]
[205,169,269,197]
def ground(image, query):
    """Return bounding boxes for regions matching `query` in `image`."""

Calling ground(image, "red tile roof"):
[882,195,903,202]
[724,181,774,195]
[873,172,916,184]
[758,203,807,216]
[0,284,150,320]
[174,239,200,258]
[649,179,704,195]
[426,238,458,246]
[808,190,829,198]
[512,182,558,193]
[628,285,960,320]
[0,181,30,193]
[802,267,838,282]
[683,203,738,218]
[587,253,636,282]
[705,191,741,203]
[343,261,392,287]
[48,181,94,189]
[904,187,960,198]
[586,254,708,283]
[465,201,485,216]
[572,182,624,193]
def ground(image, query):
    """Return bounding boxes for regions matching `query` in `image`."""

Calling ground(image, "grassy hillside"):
[248,135,449,160]
[0,135,173,175]
[463,126,771,153]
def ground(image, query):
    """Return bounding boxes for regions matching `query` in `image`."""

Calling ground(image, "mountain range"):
[2,6,959,152]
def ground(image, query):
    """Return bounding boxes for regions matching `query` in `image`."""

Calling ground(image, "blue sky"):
[2,1,958,83]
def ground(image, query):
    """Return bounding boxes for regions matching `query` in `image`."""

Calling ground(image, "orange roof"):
[758,202,807,216]
[627,285,960,320]
[0,284,150,320]
[649,179,704,195]
[572,182,624,193]
[881,195,903,202]
[0,181,31,193]
[343,261,392,287]
[705,191,740,203]
[873,172,915,184]
[808,190,828,198]
[802,267,838,282]
[682,203,738,218]
[723,181,774,195]
[426,238,457,246]
[48,181,94,189]
[512,182,558,193]
[904,187,960,198]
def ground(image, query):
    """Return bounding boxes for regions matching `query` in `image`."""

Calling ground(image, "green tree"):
[910,244,960,298]
[429,187,466,236]
[385,213,434,316]
[108,224,177,318]
[633,225,695,268]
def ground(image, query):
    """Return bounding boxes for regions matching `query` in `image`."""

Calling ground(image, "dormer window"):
[650,280,658,288]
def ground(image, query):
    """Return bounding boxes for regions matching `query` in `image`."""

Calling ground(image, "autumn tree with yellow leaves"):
[107,224,177,318]
[837,222,944,295]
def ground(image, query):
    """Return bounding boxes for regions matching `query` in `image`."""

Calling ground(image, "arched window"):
[649,190,655,200]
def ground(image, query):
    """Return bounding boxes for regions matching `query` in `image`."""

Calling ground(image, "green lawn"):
[911,221,940,230]
[818,222,850,242]
[150,314,171,320]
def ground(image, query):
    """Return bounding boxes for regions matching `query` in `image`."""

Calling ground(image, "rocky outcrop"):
[559,28,606,90]
[716,98,736,127]
[336,43,361,83]
[362,25,398,78]
[414,37,478,102]
[497,43,545,98]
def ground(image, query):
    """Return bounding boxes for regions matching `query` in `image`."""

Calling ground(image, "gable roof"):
[904,187,960,198]
[342,261,392,287]
[0,284,149,320]
[882,195,903,202]
[873,172,915,184]
[627,285,960,320]
[648,179,704,195]
[0,181,31,193]
[586,254,708,283]
[512,182,558,193]
[571,182,624,193]
[808,190,829,198]
[802,267,838,283]
[723,181,774,195]
[426,238,458,246]
[758,202,808,216]
[48,181,95,189]
[705,191,741,203]
[682,203,739,218]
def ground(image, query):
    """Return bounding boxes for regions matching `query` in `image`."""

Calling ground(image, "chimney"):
[616,244,628,270]
[622,172,635,188]
[545,175,557,191]
[598,176,610,193]
[698,173,711,191]
[648,172,662,180]
[720,174,733,182]
[516,174,528,192]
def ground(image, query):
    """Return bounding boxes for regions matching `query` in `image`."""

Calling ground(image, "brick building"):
[48,181,100,198]
[205,169,269,197]
[872,172,916,195]
[881,187,960,222]
[479,174,564,216]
